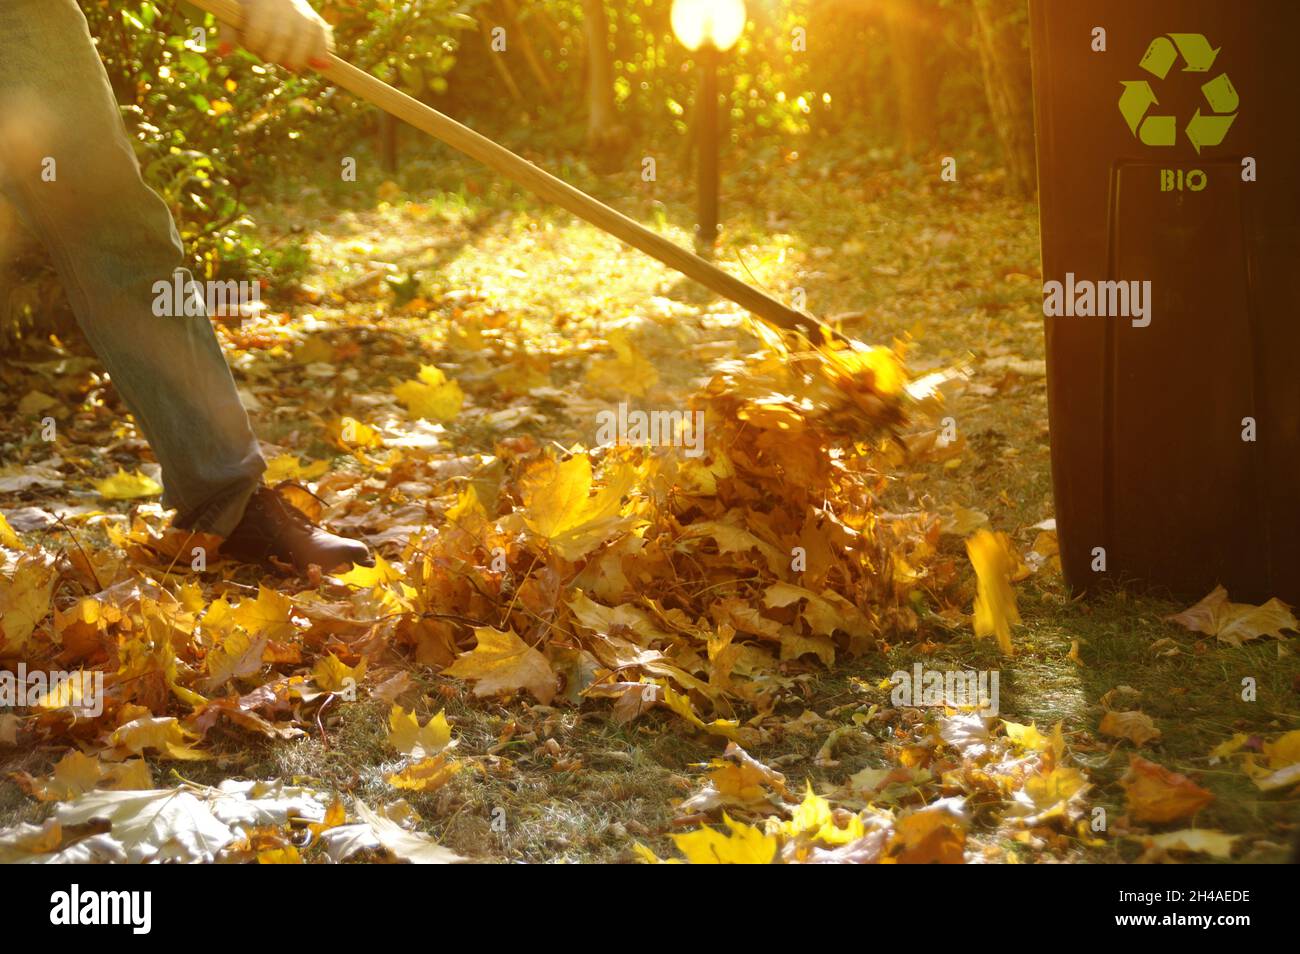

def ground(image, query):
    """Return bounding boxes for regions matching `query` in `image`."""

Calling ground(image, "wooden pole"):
[696,44,719,255]
[190,0,839,345]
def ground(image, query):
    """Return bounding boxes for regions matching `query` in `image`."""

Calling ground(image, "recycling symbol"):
[1118,33,1237,153]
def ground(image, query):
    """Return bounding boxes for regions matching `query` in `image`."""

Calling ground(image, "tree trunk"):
[972,0,1037,197]
[881,0,942,154]
[581,0,625,160]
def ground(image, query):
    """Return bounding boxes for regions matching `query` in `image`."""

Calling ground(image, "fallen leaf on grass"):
[1166,585,1297,646]
[385,754,462,793]
[393,364,464,422]
[0,553,57,653]
[1146,829,1238,859]
[1243,729,1300,791]
[311,653,367,693]
[17,753,153,801]
[1099,710,1161,747]
[1009,766,1089,827]
[352,801,464,864]
[110,717,208,761]
[336,553,403,589]
[94,468,162,500]
[658,681,742,742]
[888,800,968,864]
[1002,720,1050,753]
[444,626,556,704]
[664,814,778,864]
[0,513,22,549]
[777,785,867,847]
[387,705,452,759]
[1120,756,1214,823]
[263,454,329,484]
[23,750,101,802]
[42,781,334,863]
[203,628,270,693]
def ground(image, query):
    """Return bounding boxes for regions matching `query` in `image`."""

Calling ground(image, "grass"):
[2,137,1296,862]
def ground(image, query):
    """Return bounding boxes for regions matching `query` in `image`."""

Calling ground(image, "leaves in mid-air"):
[966,530,1022,654]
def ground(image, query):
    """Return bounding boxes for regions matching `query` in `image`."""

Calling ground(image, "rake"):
[190,0,853,349]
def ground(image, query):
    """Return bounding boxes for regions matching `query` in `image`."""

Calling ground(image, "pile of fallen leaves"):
[0,322,984,855]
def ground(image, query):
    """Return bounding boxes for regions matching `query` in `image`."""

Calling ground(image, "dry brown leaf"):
[1166,585,1297,646]
[1120,755,1214,823]
[1099,710,1161,747]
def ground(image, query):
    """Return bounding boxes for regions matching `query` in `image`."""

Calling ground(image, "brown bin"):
[1029,0,1300,602]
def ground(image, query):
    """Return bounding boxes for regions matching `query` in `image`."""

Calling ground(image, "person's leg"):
[0,0,264,536]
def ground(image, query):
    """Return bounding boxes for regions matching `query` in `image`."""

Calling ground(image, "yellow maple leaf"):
[257,846,303,864]
[102,760,152,791]
[312,653,367,693]
[584,329,659,397]
[263,454,329,484]
[825,344,907,397]
[203,627,270,692]
[1002,720,1048,751]
[520,454,637,561]
[394,364,464,422]
[1013,766,1089,825]
[110,716,207,760]
[33,670,100,712]
[0,512,23,549]
[232,585,298,643]
[387,704,453,759]
[0,554,57,653]
[337,553,403,589]
[330,416,384,450]
[386,753,462,792]
[776,783,865,846]
[444,626,556,704]
[446,484,488,525]
[658,681,741,741]
[33,750,103,802]
[94,467,162,500]
[966,529,1021,653]
[673,814,778,864]
[1261,729,1300,769]
[631,842,680,864]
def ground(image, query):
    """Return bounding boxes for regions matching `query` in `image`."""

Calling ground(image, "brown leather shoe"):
[221,486,372,573]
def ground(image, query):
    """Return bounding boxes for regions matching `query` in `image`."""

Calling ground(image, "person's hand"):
[218,0,333,72]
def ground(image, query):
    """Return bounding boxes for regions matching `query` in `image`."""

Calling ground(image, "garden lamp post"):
[671,0,746,254]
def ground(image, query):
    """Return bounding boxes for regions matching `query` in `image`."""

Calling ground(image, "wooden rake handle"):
[189,0,843,345]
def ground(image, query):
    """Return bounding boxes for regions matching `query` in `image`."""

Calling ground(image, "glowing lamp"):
[671,0,746,52]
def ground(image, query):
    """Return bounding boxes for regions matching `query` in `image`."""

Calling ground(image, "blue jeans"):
[0,0,265,535]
